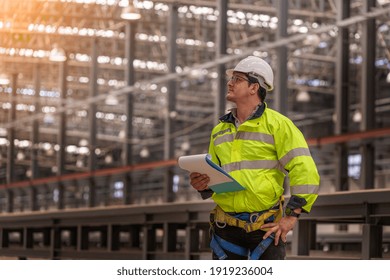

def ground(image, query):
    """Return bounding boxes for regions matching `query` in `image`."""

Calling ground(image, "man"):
[190,56,320,260]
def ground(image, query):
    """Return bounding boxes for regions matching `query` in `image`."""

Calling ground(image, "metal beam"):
[30,64,41,211]
[291,220,312,256]
[0,126,390,192]
[123,21,137,204]
[5,73,17,213]
[359,0,376,190]
[214,0,228,123]
[31,64,40,180]
[0,189,390,259]
[57,60,67,211]
[57,60,67,176]
[274,0,288,114]
[87,39,99,207]
[362,224,382,259]
[334,0,350,192]
[163,3,178,203]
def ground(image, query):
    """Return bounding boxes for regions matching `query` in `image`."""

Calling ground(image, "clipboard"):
[178,153,245,194]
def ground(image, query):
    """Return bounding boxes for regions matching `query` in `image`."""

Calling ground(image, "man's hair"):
[247,75,267,102]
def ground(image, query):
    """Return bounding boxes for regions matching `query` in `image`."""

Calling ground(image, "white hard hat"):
[226,56,274,91]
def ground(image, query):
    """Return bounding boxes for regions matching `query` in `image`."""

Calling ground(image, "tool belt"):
[210,197,284,233]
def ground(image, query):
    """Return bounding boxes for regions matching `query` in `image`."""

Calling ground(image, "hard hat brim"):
[226,69,234,76]
[226,69,248,76]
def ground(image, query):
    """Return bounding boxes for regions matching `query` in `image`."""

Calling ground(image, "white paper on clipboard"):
[178,153,245,193]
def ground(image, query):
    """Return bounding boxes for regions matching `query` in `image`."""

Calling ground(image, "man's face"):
[226,72,251,103]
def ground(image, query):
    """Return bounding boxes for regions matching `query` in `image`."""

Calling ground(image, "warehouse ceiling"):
[0,0,390,186]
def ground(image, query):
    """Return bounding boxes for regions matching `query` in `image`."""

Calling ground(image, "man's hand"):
[189,172,210,191]
[260,212,300,245]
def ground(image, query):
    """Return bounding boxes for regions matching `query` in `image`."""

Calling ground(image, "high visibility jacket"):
[208,103,320,213]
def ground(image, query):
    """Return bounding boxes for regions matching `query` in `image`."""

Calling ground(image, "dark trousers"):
[211,224,286,260]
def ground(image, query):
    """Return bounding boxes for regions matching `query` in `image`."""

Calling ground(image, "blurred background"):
[0,0,390,260]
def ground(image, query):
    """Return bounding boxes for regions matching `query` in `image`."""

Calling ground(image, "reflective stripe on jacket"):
[208,103,320,213]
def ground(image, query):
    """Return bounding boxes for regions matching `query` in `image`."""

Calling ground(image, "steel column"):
[163,222,177,253]
[100,226,108,248]
[50,227,61,259]
[0,229,3,249]
[31,64,40,179]
[291,220,312,256]
[24,228,33,249]
[88,39,98,207]
[1,229,9,248]
[57,60,67,210]
[57,60,67,176]
[6,73,17,184]
[6,73,17,213]
[131,226,140,247]
[185,225,200,260]
[142,225,156,260]
[77,226,89,251]
[362,224,382,259]
[335,0,350,191]
[43,228,51,247]
[163,3,178,203]
[214,0,228,124]
[359,0,376,189]
[123,21,136,204]
[30,64,40,211]
[107,225,114,251]
[274,0,288,114]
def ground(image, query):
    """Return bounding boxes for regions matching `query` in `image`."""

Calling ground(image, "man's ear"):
[251,83,259,94]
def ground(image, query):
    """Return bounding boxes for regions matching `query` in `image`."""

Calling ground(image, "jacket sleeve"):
[274,118,320,213]
[208,127,221,166]
[193,128,219,200]
[198,189,214,200]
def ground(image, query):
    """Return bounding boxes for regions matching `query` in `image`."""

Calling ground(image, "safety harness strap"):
[249,234,274,260]
[211,197,284,233]
[211,234,248,259]
[210,233,274,260]
[209,197,284,259]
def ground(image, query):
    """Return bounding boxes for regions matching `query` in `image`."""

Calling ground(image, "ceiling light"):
[76,158,84,168]
[332,113,337,123]
[105,154,113,164]
[181,141,190,152]
[105,94,119,106]
[121,3,141,20]
[303,34,320,46]
[49,44,67,62]
[0,73,10,85]
[352,109,362,123]
[118,130,126,139]
[0,127,7,137]
[169,111,178,119]
[16,151,25,161]
[296,90,311,102]
[140,147,150,158]
[51,166,58,173]
[79,139,88,147]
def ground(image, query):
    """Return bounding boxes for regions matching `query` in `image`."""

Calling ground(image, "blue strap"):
[210,233,274,260]
[210,234,248,259]
[210,235,228,260]
[249,234,274,260]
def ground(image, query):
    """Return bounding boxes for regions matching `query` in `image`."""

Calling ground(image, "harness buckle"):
[215,221,227,228]
[249,213,259,223]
